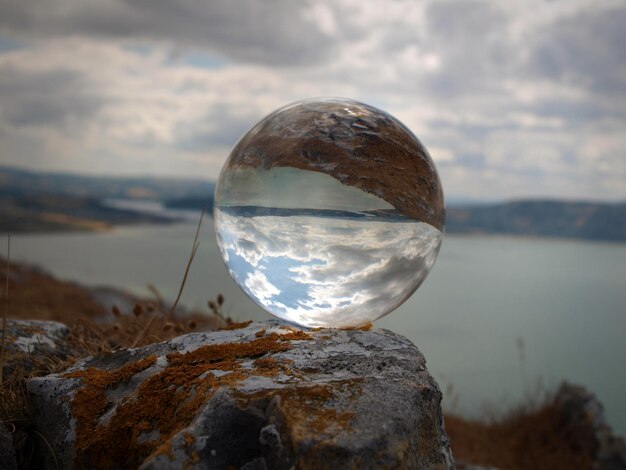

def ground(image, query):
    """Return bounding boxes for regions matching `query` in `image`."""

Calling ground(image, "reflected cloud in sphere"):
[216,209,442,327]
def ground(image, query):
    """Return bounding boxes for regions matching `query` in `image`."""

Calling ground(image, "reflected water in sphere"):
[214,98,445,328]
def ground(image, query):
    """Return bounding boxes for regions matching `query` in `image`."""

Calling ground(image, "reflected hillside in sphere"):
[214,98,444,328]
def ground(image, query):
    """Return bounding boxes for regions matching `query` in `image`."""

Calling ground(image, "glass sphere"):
[214,98,444,328]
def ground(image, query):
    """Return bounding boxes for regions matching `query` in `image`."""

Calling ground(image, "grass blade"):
[1,235,11,384]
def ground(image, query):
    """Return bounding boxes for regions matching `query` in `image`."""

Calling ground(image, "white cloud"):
[244,271,280,303]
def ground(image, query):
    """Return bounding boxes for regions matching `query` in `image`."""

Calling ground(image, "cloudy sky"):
[0,0,624,201]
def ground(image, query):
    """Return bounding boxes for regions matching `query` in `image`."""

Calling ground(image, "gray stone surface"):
[27,320,454,469]
[1,319,71,380]
[0,420,17,470]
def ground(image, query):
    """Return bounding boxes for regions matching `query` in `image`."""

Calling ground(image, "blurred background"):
[0,0,624,437]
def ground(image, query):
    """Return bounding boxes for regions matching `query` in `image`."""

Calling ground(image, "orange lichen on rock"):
[165,333,298,368]
[63,331,313,469]
[272,383,355,440]
[239,379,362,447]
[183,432,195,446]
[150,439,175,462]
[277,328,313,341]
[64,354,158,461]
[340,323,372,331]
[309,408,354,434]
[223,320,253,330]
[252,357,294,377]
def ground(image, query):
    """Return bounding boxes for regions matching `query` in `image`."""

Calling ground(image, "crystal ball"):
[214,98,444,328]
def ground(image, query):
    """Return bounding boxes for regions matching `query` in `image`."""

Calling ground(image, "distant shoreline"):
[1,165,624,242]
[3,196,626,244]
[0,194,178,235]
[445,200,626,243]
[442,231,626,247]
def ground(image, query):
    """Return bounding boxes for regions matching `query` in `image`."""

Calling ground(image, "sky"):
[0,0,624,201]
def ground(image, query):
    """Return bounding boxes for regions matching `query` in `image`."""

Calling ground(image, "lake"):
[4,214,626,435]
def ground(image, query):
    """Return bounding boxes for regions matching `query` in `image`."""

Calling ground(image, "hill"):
[0,193,174,233]
[446,200,626,242]
[0,165,214,200]
[173,198,626,242]
[164,195,214,211]
[2,166,624,241]
[0,165,213,233]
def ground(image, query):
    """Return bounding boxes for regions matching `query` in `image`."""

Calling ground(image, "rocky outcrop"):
[1,319,72,380]
[451,383,626,470]
[0,420,17,470]
[27,320,453,469]
[555,383,626,470]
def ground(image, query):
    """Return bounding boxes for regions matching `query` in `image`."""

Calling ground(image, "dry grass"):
[0,294,232,469]
[0,368,32,466]
[444,341,600,469]
[1,235,10,383]
[169,208,205,319]
[68,299,222,356]
[444,379,599,470]
[0,209,237,467]
[0,257,111,322]
[445,407,593,469]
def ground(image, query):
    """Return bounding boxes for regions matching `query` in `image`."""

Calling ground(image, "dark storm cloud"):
[0,0,334,65]
[529,4,626,95]
[0,66,103,127]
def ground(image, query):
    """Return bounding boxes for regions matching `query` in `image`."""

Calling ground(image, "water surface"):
[5,217,625,435]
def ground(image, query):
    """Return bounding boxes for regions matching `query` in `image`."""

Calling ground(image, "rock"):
[27,320,453,469]
[0,420,18,470]
[455,464,497,470]
[1,319,71,380]
[554,383,626,470]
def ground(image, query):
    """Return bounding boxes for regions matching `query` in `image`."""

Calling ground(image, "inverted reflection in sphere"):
[214,98,444,328]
